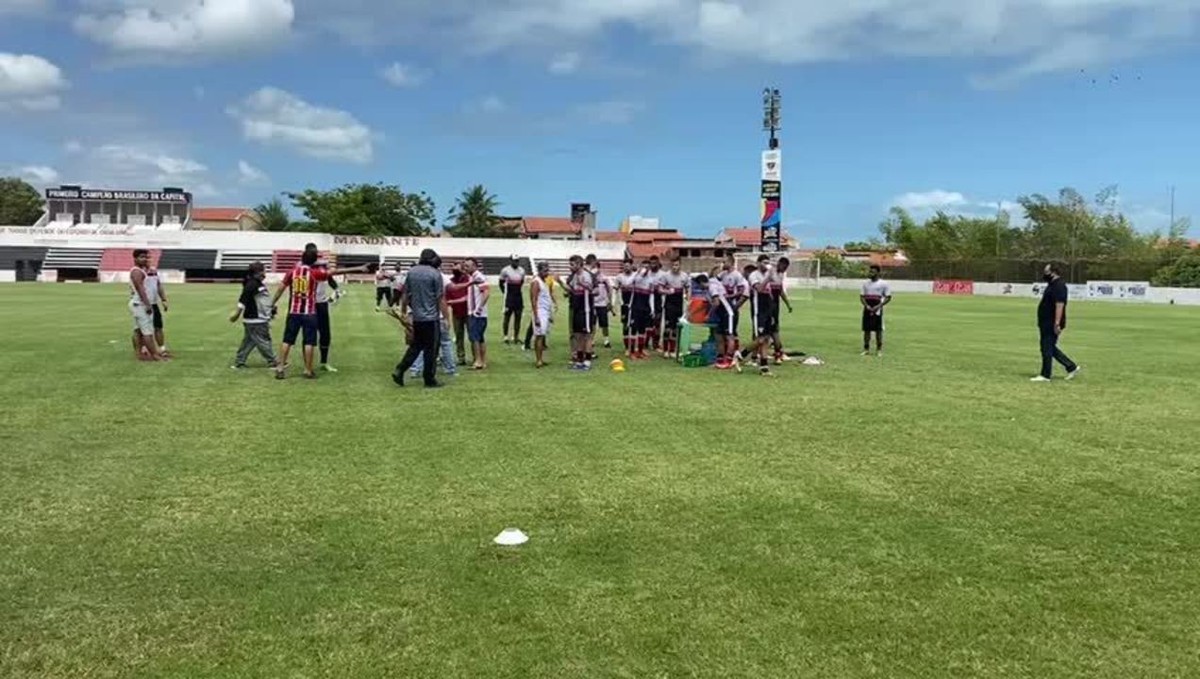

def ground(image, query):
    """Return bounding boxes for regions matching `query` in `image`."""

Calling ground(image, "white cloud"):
[237,159,270,185]
[575,99,643,125]
[297,0,1200,85]
[74,0,294,57]
[40,141,218,194]
[548,51,582,74]
[15,165,59,184]
[0,52,67,111]
[894,190,968,212]
[380,62,427,87]
[475,95,507,113]
[229,87,374,163]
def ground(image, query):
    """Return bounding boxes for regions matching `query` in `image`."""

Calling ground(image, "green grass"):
[2,284,1199,678]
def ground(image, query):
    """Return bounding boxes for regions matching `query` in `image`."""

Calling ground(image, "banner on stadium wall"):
[1087,280,1151,302]
[933,279,974,295]
[760,179,781,253]
[1030,282,1090,300]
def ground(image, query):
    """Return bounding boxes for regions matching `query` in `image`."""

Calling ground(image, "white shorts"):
[130,300,154,335]
[533,305,553,337]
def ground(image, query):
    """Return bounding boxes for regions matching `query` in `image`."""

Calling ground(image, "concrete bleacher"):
[99,249,161,272]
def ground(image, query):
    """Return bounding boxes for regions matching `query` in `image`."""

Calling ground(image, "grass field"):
[2,283,1199,678]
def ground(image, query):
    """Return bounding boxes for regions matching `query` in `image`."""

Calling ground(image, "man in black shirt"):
[1033,263,1081,382]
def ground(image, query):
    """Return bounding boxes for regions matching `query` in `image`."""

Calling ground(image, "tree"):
[842,239,886,251]
[814,249,869,278]
[0,177,44,226]
[445,184,516,238]
[1153,253,1200,287]
[256,197,293,232]
[285,183,436,236]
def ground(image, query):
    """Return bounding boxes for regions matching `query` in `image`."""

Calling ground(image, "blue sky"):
[2,0,1198,245]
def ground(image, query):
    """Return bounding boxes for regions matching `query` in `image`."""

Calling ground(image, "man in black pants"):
[392,248,448,389]
[1032,263,1082,382]
[305,243,341,373]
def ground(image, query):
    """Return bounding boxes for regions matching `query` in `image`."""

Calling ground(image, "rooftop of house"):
[191,207,256,222]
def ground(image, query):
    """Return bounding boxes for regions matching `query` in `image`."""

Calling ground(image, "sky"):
[2,0,1199,245]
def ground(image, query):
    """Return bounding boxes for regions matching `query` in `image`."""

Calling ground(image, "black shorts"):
[862,310,884,333]
[505,290,524,312]
[151,304,164,330]
[620,302,631,330]
[595,305,609,330]
[752,298,777,337]
[569,296,592,334]
[772,293,782,324]
[283,313,318,346]
[663,295,684,330]
[712,305,733,336]
[755,309,779,336]
[630,302,652,334]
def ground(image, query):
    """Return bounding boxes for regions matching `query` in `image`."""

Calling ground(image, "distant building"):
[714,227,799,254]
[190,207,262,232]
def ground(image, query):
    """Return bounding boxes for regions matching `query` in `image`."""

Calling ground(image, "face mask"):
[1043,273,1054,282]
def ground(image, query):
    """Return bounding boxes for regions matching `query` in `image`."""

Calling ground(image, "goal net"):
[731,255,820,301]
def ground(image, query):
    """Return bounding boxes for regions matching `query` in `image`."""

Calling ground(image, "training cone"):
[493,528,529,546]
[609,359,626,372]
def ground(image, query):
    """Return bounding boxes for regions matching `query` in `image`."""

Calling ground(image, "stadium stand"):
[158,250,218,270]
[44,248,103,270]
[218,251,273,270]
[99,249,161,272]
[0,247,48,282]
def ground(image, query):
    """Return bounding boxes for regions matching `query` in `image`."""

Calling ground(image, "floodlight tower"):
[759,88,783,253]
[762,88,781,150]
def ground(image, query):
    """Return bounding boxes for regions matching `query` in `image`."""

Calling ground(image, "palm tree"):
[256,196,292,231]
[446,185,515,238]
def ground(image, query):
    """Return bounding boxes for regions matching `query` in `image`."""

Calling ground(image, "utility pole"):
[1170,185,1176,230]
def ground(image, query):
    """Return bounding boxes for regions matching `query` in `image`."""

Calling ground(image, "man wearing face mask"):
[229,261,278,369]
[1032,263,1081,382]
[860,265,891,356]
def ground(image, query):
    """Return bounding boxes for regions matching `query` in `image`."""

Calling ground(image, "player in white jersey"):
[658,258,690,358]
[860,265,892,355]
[614,260,637,356]
[565,255,595,370]
[704,266,737,370]
[128,249,168,362]
[584,254,614,352]
[769,256,794,363]
[143,261,170,356]
[529,261,557,368]
[374,266,394,310]
[499,255,526,344]
[306,243,341,373]
[748,255,777,376]
[718,256,749,359]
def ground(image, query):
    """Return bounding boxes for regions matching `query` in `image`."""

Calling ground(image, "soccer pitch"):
[2,284,1198,678]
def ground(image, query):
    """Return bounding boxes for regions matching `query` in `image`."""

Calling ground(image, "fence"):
[882,259,1167,285]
